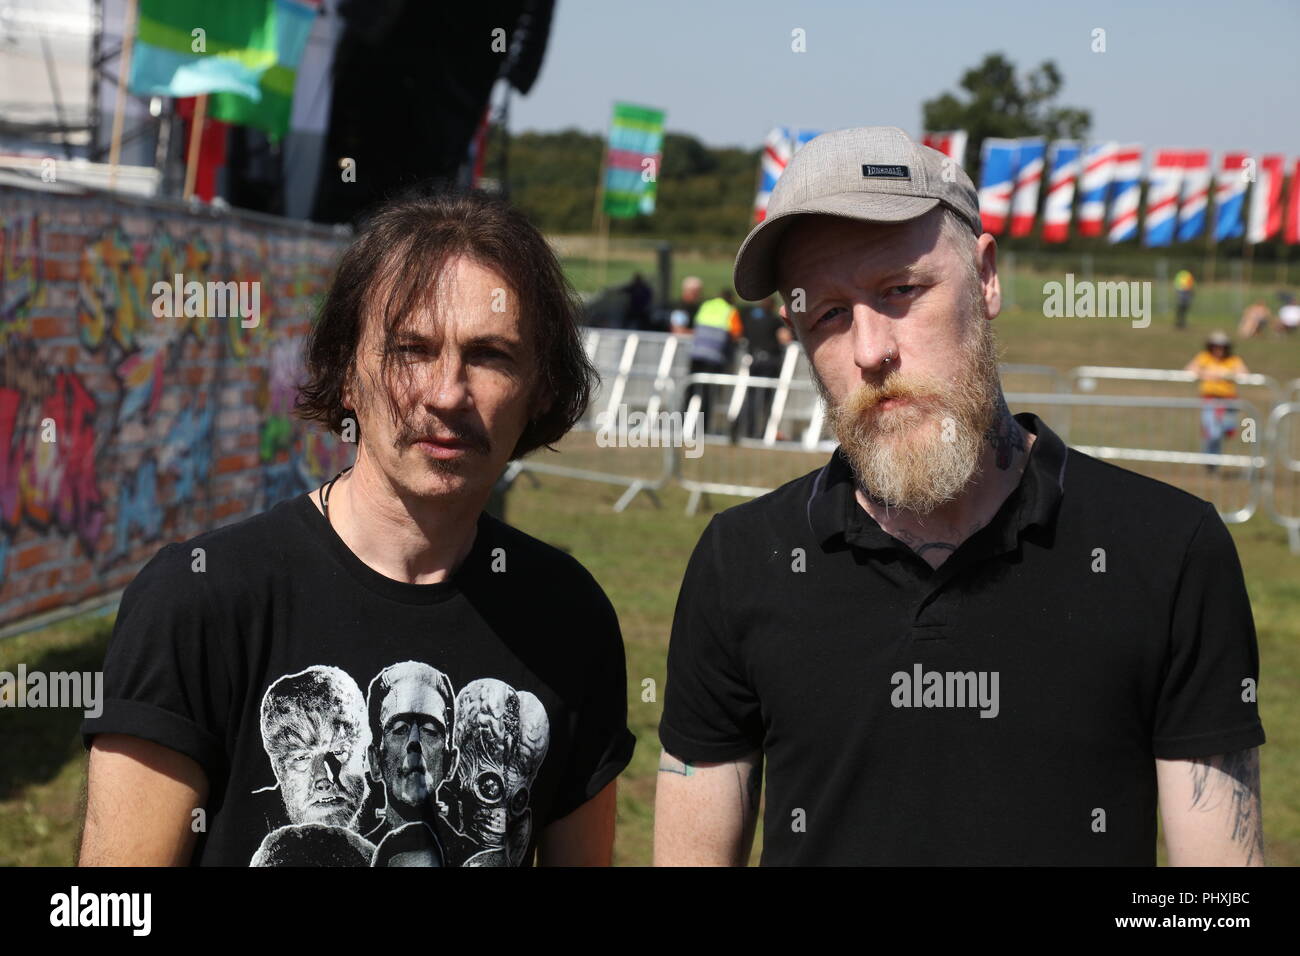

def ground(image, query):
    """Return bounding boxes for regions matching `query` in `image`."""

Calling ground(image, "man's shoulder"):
[706,457,833,540]
[128,495,304,596]
[1061,443,1220,535]
[479,512,611,600]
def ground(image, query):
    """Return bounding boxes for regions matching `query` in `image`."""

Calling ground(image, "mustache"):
[840,374,946,415]
[395,418,491,454]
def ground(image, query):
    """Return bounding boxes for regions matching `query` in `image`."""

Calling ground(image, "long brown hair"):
[295,188,597,460]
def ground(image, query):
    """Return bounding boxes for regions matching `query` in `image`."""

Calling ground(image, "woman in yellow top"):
[1184,332,1249,469]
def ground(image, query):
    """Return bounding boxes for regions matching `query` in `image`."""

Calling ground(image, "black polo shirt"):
[659,412,1265,865]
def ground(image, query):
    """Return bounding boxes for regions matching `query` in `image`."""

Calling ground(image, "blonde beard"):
[821,313,1003,516]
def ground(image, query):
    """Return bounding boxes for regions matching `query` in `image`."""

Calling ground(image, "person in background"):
[740,296,793,439]
[686,288,742,434]
[619,272,653,330]
[1173,268,1195,329]
[669,276,703,336]
[1185,331,1249,472]
[1278,292,1300,335]
[1237,301,1273,339]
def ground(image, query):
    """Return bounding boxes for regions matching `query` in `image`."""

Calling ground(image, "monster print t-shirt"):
[81,492,636,867]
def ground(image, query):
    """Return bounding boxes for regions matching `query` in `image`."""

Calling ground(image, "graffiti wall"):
[0,184,354,630]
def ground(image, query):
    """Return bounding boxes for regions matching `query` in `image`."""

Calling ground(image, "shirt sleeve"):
[1152,502,1265,759]
[658,516,764,762]
[545,580,636,824]
[80,542,232,783]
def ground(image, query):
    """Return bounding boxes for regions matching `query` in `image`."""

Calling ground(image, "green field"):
[1,253,1298,867]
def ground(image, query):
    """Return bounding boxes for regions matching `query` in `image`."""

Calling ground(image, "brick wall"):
[0,184,354,630]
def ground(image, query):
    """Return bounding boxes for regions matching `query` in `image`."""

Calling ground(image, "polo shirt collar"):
[806,412,1069,556]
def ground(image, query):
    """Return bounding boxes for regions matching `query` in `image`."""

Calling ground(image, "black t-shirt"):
[82,493,636,867]
[659,412,1265,865]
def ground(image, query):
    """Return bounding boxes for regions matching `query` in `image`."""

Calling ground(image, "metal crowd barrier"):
[511,329,683,511]
[1004,392,1267,524]
[1264,403,1300,553]
[670,372,832,514]
[516,333,1298,545]
[1069,366,1284,411]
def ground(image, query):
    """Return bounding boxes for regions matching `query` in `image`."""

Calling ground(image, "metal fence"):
[1265,403,1300,553]
[516,327,1300,549]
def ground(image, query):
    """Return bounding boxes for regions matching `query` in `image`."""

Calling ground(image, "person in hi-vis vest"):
[686,289,742,434]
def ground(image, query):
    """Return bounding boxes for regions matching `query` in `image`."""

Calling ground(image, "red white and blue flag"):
[1107,145,1144,243]
[1041,141,1081,243]
[1009,137,1046,237]
[754,127,821,223]
[1175,151,1212,242]
[1077,142,1117,237]
[978,138,1020,235]
[922,130,968,167]
[1214,152,1251,241]
[1285,159,1300,245]
[1247,154,1285,244]
[1144,150,1187,247]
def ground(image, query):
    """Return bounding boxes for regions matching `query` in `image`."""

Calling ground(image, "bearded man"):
[654,127,1265,866]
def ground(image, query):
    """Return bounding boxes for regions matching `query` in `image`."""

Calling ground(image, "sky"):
[509,0,1300,158]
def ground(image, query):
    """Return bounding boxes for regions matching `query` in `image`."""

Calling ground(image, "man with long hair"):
[80,190,635,866]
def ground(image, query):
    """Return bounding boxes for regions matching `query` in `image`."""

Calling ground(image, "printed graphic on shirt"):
[249,662,549,867]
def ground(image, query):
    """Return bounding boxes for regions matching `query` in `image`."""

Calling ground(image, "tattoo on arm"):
[736,760,762,823]
[658,752,695,777]
[1187,748,1264,864]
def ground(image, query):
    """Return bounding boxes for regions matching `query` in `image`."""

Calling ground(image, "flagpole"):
[1204,209,1216,285]
[107,0,139,191]
[182,93,208,200]
[593,130,608,290]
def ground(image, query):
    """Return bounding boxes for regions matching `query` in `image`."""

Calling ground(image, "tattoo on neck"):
[984,401,1026,470]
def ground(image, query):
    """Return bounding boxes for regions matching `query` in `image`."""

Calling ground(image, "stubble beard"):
[819,288,1003,516]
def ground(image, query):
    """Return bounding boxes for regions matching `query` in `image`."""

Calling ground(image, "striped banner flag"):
[1175,151,1212,242]
[129,0,278,100]
[208,0,320,142]
[1107,145,1143,243]
[1077,142,1118,237]
[1041,141,1081,243]
[754,127,821,223]
[1144,150,1186,247]
[1285,159,1300,245]
[1247,155,1285,244]
[922,130,968,167]
[1009,137,1046,237]
[1213,153,1251,241]
[602,102,666,219]
[978,138,1020,235]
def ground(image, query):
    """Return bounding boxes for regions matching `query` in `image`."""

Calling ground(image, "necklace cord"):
[321,465,353,524]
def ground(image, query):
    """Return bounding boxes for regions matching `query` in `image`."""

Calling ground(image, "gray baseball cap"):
[733,126,983,301]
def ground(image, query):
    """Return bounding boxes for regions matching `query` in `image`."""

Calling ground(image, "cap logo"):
[861,164,909,179]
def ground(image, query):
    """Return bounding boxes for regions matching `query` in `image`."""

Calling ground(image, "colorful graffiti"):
[0,189,350,625]
[1,213,44,336]
[0,357,106,556]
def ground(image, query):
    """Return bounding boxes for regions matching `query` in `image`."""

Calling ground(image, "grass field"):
[1,253,1297,867]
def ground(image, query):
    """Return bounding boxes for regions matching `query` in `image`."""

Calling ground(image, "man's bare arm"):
[79,734,208,866]
[1157,748,1264,866]
[536,779,618,866]
[653,749,762,866]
